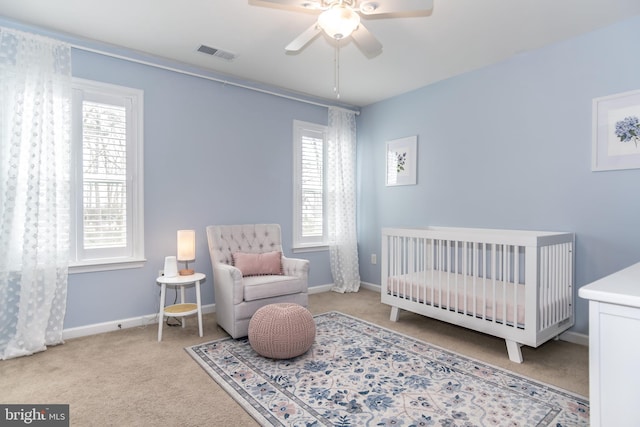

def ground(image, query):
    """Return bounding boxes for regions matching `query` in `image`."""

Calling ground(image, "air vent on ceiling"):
[196,44,236,61]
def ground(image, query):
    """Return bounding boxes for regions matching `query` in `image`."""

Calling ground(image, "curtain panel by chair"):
[327,107,360,293]
[0,27,72,359]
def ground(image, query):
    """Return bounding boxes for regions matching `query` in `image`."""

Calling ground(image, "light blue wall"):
[0,15,339,329]
[4,15,640,335]
[64,49,337,328]
[357,15,640,334]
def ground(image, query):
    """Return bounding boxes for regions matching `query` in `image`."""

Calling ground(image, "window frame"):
[292,120,328,252]
[69,78,145,273]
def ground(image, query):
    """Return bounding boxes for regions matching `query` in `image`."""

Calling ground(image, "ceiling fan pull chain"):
[334,42,340,99]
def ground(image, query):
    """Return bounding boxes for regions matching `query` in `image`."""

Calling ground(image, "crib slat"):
[550,245,556,327]
[491,243,496,324]
[552,244,559,325]
[502,244,508,326]
[472,242,477,319]
[551,245,556,326]
[560,243,566,320]
[420,237,425,305]
[539,248,549,329]
[434,239,444,308]
[431,239,435,308]
[552,244,558,325]
[456,240,459,312]
[541,245,549,329]
[514,245,520,328]
[483,242,488,321]
[394,236,401,299]
[446,239,451,312]
[442,239,446,310]
[463,241,468,316]
[408,237,412,299]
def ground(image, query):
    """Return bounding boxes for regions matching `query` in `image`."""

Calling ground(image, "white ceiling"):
[1,0,639,107]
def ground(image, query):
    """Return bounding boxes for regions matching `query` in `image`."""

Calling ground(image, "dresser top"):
[579,261,640,308]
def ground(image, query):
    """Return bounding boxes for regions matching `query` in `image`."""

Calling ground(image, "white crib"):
[381,227,575,363]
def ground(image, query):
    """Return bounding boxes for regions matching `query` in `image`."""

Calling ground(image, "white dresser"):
[579,261,640,427]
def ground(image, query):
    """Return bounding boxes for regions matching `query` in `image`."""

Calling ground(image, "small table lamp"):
[177,229,195,276]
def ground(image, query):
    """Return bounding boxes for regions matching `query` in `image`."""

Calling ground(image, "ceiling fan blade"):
[358,0,433,15]
[351,24,383,57]
[253,0,324,10]
[285,23,322,52]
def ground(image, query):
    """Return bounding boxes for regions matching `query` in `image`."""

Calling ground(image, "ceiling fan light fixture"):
[317,4,360,40]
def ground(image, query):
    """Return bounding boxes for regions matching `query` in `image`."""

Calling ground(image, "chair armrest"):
[213,263,244,305]
[282,256,309,291]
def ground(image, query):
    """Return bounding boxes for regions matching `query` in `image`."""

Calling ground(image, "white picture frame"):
[386,136,417,186]
[592,89,640,171]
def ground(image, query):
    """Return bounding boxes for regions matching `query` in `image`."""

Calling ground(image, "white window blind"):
[70,79,144,272]
[82,101,127,249]
[301,132,324,238]
[293,120,327,249]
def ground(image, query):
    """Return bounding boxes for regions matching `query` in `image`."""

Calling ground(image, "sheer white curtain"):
[327,107,360,293]
[0,28,72,359]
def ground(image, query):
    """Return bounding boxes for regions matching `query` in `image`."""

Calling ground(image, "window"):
[293,120,327,250]
[70,79,144,272]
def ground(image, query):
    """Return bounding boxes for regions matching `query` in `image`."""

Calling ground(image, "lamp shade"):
[317,4,360,40]
[177,230,195,262]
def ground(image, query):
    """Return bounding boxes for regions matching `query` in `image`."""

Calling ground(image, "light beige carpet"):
[1,289,588,426]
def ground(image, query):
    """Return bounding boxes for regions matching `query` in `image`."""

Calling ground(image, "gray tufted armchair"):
[206,224,309,338]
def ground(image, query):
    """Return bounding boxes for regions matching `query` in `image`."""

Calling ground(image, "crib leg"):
[390,306,400,322]
[505,340,523,363]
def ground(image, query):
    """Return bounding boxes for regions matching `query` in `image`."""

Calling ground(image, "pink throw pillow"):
[232,251,283,276]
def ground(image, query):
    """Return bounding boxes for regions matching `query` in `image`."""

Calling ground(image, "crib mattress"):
[386,271,526,326]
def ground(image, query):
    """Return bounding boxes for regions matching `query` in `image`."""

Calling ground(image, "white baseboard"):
[62,282,589,348]
[62,303,216,340]
[360,281,381,292]
[558,330,589,346]
[308,284,334,294]
[61,283,349,339]
[308,282,381,294]
[62,286,334,340]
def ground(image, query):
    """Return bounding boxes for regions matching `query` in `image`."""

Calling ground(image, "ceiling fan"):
[257,0,434,57]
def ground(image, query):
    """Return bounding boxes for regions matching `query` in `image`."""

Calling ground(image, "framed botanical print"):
[386,136,417,186]
[592,89,640,171]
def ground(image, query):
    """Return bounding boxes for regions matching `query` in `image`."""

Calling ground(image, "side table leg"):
[158,283,166,342]
[180,285,186,329]
[196,280,203,337]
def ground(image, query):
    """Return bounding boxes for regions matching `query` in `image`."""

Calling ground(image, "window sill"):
[292,245,329,254]
[69,258,147,274]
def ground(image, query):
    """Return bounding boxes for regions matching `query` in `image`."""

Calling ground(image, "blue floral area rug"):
[186,312,589,426]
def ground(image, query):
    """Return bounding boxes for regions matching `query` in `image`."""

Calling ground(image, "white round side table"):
[156,272,206,342]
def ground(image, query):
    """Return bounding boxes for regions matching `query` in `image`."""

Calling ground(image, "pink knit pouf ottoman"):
[248,303,316,359]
